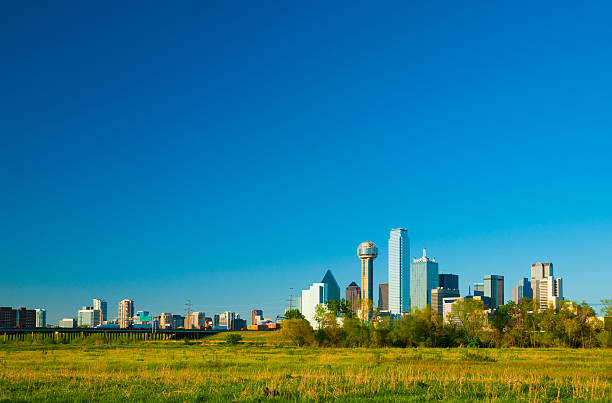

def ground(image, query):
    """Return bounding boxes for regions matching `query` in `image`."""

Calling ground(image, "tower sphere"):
[357,241,378,258]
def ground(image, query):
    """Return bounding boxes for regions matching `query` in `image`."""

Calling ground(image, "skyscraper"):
[357,241,378,305]
[388,228,409,316]
[321,270,340,301]
[93,299,107,323]
[473,283,484,296]
[556,278,563,300]
[301,282,327,328]
[378,283,389,312]
[512,278,533,304]
[484,275,504,309]
[118,299,134,328]
[410,248,439,311]
[35,308,46,328]
[345,282,360,312]
[530,263,563,310]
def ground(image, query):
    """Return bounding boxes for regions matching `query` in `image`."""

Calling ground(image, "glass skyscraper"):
[484,275,504,309]
[410,248,439,311]
[321,270,340,301]
[388,228,409,316]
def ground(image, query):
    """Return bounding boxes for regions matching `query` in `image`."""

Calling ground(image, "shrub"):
[224,333,243,345]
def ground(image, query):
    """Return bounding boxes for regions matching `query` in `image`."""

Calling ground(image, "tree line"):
[279,298,612,348]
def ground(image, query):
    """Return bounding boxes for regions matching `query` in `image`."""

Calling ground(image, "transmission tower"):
[185,300,192,317]
[287,287,294,311]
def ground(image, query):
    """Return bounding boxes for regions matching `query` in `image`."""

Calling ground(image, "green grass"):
[1,333,611,402]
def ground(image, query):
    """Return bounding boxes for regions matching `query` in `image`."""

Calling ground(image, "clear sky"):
[2,2,612,324]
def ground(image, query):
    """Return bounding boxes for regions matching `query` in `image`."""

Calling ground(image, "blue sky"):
[2,2,612,323]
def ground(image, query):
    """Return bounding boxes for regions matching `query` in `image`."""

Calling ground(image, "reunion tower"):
[357,241,378,305]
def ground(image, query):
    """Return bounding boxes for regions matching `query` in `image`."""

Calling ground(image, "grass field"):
[1,332,611,402]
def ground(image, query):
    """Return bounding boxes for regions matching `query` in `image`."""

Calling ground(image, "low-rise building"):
[17,307,36,328]
[59,318,76,328]
[0,307,17,328]
[431,287,460,316]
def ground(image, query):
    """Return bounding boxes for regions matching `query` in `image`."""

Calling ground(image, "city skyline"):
[3,237,596,325]
[2,3,612,324]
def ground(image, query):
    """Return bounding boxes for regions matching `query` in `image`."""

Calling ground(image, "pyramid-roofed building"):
[321,269,340,301]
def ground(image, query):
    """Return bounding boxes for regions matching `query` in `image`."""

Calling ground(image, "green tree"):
[452,298,486,346]
[326,298,355,319]
[601,299,612,318]
[387,314,420,347]
[321,311,342,347]
[277,319,314,347]
[313,304,328,330]
[354,298,374,323]
[342,318,370,347]
[283,309,305,320]
[490,302,514,347]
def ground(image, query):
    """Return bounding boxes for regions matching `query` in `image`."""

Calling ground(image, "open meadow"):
[0,331,611,402]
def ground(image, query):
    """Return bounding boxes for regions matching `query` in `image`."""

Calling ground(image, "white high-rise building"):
[388,228,410,316]
[301,282,327,329]
[35,309,46,328]
[531,263,564,311]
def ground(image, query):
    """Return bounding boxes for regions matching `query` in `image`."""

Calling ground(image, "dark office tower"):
[172,315,185,329]
[439,274,459,291]
[17,307,36,329]
[0,307,17,328]
[473,283,484,296]
[484,275,504,309]
[251,309,263,326]
[346,282,361,311]
[378,283,389,312]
